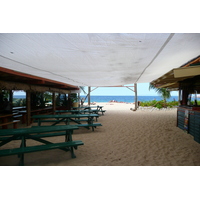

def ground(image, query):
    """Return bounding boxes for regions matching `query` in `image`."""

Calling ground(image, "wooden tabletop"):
[0,125,79,136]
[32,114,99,119]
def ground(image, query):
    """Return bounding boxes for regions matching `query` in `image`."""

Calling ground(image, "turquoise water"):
[80,95,178,103]
[14,95,179,103]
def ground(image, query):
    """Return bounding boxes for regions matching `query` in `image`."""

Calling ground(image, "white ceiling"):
[0,33,199,87]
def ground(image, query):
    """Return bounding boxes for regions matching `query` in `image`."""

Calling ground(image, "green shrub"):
[13,98,26,106]
[139,100,179,109]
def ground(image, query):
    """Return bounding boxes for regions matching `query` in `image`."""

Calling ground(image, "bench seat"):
[33,119,60,123]
[78,123,102,131]
[0,140,84,165]
[0,131,68,141]
[100,110,106,115]
[90,110,106,115]
[33,118,97,124]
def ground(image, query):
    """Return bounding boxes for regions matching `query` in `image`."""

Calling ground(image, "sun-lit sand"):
[1,102,200,166]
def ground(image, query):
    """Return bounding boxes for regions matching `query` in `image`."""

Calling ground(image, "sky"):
[80,83,178,96]
[14,82,178,96]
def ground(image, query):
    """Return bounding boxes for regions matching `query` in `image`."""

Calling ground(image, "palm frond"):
[149,83,171,101]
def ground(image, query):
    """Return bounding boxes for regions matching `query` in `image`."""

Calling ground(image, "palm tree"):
[149,83,171,107]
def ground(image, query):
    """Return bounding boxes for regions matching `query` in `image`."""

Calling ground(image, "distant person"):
[3,98,12,114]
[81,97,85,106]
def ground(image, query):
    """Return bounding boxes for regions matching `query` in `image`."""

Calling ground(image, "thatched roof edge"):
[0,80,73,94]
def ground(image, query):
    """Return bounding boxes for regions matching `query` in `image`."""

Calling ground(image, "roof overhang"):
[151,56,200,90]
[0,66,80,93]
[173,65,200,78]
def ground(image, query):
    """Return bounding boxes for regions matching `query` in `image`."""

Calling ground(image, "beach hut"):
[0,66,79,125]
[151,56,200,143]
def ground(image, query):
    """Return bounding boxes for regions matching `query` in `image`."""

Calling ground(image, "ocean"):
[80,96,179,103]
[13,95,179,103]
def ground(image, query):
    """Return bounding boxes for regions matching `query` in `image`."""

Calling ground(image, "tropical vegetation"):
[139,100,179,109]
[148,83,172,108]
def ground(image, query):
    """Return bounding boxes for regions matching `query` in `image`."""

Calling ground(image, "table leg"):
[65,130,76,158]
[65,130,73,142]
[19,136,26,166]
[38,119,41,126]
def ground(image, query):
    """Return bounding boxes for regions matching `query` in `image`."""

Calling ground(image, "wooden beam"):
[0,66,79,90]
[181,56,200,68]
[27,80,46,85]
[174,66,200,78]
[156,82,179,88]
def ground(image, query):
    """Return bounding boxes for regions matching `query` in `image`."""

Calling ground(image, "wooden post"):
[52,92,56,114]
[88,87,90,106]
[182,89,189,105]
[26,90,31,125]
[134,83,138,111]
[78,92,80,107]
[178,89,182,105]
[9,90,13,104]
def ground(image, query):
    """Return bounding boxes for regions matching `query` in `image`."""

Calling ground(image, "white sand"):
[1,102,200,166]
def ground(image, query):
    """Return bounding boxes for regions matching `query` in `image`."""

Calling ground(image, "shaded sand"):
[1,103,200,166]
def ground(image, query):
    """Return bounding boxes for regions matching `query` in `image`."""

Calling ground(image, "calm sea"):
[13,95,179,103]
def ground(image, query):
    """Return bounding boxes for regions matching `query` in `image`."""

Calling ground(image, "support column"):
[52,92,56,114]
[26,90,31,125]
[9,90,13,104]
[182,89,189,105]
[134,83,138,111]
[88,86,91,106]
[78,92,80,107]
[178,89,182,105]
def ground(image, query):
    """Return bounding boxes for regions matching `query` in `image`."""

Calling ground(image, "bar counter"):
[177,106,200,143]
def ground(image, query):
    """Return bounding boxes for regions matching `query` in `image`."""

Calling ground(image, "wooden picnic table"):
[32,113,102,131]
[73,105,103,110]
[83,106,106,115]
[72,105,105,115]
[55,109,99,117]
[0,125,83,165]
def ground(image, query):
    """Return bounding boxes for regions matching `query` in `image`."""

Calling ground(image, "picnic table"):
[73,105,102,110]
[32,113,102,131]
[72,105,106,115]
[84,106,106,115]
[0,125,83,165]
[55,109,99,118]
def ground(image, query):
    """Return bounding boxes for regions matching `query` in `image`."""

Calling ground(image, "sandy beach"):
[1,102,200,166]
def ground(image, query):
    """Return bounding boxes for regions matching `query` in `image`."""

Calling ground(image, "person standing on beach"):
[81,97,85,106]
